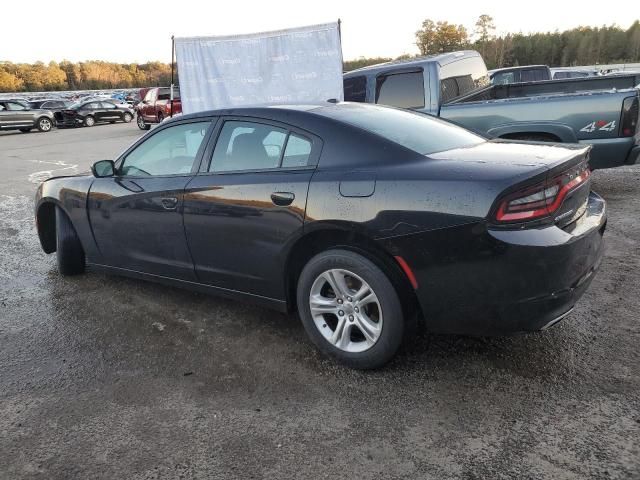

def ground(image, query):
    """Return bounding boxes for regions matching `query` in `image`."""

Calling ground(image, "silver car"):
[0,101,55,133]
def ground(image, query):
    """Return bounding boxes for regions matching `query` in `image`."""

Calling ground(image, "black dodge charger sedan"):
[35,103,605,369]
[55,100,134,127]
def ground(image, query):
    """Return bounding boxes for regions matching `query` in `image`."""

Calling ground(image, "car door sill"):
[86,263,287,312]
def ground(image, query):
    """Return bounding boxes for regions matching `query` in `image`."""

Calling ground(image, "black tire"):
[55,207,85,276]
[122,112,133,123]
[297,249,405,369]
[83,115,95,127]
[157,112,164,123]
[137,114,150,130]
[19,128,32,133]
[37,117,53,132]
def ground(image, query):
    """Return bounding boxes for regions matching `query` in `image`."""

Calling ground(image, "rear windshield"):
[316,103,484,155]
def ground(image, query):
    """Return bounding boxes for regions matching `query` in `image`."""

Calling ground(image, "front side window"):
[101,102,117,109]
[375,71,425,109]
[210,121,288,172]
[120,121,210,176]
[344,76,367,102]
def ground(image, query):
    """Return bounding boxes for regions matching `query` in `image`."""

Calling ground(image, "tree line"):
[2,18,640,92]
[0,61,173,93]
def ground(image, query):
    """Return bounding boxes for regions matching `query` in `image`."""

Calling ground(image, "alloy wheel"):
[309,268,383,353]
[39,118,52,131]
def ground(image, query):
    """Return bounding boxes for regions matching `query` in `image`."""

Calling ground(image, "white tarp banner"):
[174,22,344,114]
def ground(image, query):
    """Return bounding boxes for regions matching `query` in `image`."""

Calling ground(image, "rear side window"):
[521,69,547,82]
[375,71,425,109]
[440,56,489,103]
[316,103,484,155]
[282,134,312,168]
[210,121,287,172]
[344,76,367,102]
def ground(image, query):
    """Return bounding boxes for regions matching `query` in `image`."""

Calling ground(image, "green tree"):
[474,14,495,58]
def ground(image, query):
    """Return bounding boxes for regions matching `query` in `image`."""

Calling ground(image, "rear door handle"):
[271,192,295,206]
[161,197,178,210]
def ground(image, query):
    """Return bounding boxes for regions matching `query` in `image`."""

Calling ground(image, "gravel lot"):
[0,124,639,479]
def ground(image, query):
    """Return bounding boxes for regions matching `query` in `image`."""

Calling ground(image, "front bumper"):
[381,192,607,335]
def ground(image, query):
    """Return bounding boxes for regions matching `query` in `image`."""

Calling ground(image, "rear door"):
[100,102,121,121]
[182,117,320,300]
[88,119,214,279]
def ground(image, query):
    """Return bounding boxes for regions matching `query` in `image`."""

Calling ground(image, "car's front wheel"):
[137,114,150,130]
[55,207,85,276]
[297,249,405,369]
[83,115,95,127]
[37,117,52,132]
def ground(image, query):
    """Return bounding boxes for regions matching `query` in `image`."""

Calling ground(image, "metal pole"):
[170,35,175,117]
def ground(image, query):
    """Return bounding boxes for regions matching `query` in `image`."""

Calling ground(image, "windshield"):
[316,103,485,155]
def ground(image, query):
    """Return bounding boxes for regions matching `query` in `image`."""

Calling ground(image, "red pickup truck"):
[135,87,181,130]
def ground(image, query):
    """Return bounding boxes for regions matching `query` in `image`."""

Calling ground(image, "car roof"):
[343,50,481,77]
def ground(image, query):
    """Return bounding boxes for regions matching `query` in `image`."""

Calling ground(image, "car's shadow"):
[42,268,592,388]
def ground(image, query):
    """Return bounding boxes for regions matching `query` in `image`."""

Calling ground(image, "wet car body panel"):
[35,104,607,335]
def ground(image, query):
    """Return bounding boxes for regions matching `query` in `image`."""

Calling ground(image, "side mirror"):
[92,160,115,178]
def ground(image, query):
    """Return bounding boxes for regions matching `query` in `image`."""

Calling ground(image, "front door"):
[88,119,214,280]
[183,118,319,300]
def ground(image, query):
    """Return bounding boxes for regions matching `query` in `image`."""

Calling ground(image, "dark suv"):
[0,101,55,133]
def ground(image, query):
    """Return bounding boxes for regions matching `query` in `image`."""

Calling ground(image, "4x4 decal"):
[580,120,616,133]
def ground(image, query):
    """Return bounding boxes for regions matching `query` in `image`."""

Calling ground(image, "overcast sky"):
[1,0,637,63]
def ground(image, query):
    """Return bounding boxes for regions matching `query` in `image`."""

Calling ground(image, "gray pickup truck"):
[343,51,640,169]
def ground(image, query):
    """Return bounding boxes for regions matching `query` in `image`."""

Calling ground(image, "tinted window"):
[121,121,210,176]
[375,71,425,109]
[157,87,180,101]
[521,69,547,82]
[282,134,312,168]
[344,76,367,102]
[210,121,288,172]
[440,56,489,103]
[316,104,484,155]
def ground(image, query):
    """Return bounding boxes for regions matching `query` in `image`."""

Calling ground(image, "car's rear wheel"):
[297,249,405,369]
[19,128,32,133]
[122,112,133,123]
[55,206,85,276]
[37,117,52,132]
[137,114,150,130]
[83,115,95,127]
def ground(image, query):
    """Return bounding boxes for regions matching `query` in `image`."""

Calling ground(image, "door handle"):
[271,192,295,206]
[161,197,178,210]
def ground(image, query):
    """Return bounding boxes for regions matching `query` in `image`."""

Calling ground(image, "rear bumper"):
[580,137,637,169]
[381,192,606,335]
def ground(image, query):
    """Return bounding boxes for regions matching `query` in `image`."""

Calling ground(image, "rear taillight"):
[495,163,590,223]
[620,97,639,137]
